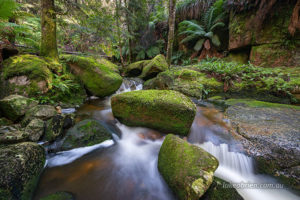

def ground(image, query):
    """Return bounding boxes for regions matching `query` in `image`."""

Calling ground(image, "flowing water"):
[34,79,300,200]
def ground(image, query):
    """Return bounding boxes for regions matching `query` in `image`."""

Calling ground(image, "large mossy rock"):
[0,142,45,200]
[225,99,300,189]
[124,54,168,80]
[61,55,123,97]
[96,58,122,73]
[158,134,219,200]
[144,68,223,99]
[111,90,196,136]
[61,119,112,151]
[0,95,38,121]
[139,54,169,80]
[0,55,54,98]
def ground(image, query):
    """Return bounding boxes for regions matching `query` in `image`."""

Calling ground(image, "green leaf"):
[194,39,205,51]
[211,34,221,47]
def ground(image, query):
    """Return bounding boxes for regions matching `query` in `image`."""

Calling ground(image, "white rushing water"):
[43,79,299,200]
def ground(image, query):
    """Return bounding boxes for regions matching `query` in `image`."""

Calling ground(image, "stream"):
[34,79,299,200]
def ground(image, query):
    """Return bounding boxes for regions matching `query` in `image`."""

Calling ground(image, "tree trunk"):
[41,0,58,60]
[166,0,176,66]
[115,0,125,67]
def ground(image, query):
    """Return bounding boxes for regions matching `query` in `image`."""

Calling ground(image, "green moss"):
[124,60,151,76]
[158,134,219,199]
[111,90,196,136]
[225,99,300,110]
[97,58,121,73]
[61,55,123,97]
[139,54,169,80]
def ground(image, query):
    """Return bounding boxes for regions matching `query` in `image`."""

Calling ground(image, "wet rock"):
[61,55,123,97]
[40,191,75,200]
[0,142,45,200]
[45,114,74,142]
[0,95,38,121]
[158,134,219,200]
[0,126,27,144]
[61,119,112,151]
[144,68,222,99]
[200,177,243,200]
[25,118,45,142]
[225,99,300,189]
[22,105,57,126]
[111,90,196,136]
[124,60,151,77]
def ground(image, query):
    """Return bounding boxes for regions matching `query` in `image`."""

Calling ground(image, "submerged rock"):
[0,95,38,121]
[111,90,196,136]
[0,142,45,200]
[0,54,54,98]
[158,134,219,200]
[61,55,123,97]
[144,68,223,99]
[61,119,112,151]
[225,99,300,189]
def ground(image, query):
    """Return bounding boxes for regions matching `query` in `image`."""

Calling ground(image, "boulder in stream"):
[61,119,112,151]
[0,142,45,200]
[22,105,57,127]
[61,55,123,97]
[158,134,219,200]
[0,95,38,121]
[111,90,196,136]
[225,99,300,189]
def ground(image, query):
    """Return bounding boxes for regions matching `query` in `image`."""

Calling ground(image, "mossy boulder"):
[0,126,28,144]
[40,191,74,200]
[124,60,151,77]
[139,54,169,80]
[44,114,74,142]
[200,177,243,200]
[158,134,219,200]
[97,58,122,73]
[0,142,45,200]
[144,68,223,99]
[61,55,123,97]
[0,95,38,121]
[111,90,196,136]
[61,119,112,151]
[0,55,53,98]
[25,118,45,142]
[22,105,57,127]
[225,99,300,189]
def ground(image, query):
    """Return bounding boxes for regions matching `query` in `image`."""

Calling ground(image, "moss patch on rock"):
[139,54,169,80]
[61,55,123,97]
[158,134,219,200]
[0,55,53,97]
[61,119,112,151]
[111,90,196,136]
[144,67,223,99]
[0,95,38,121]
[0,142,45,200]
[124,60,151,77]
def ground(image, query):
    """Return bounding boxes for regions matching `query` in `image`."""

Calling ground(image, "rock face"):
[228,3,300,67]
[111,90,196,136]
[61,55,123,97]
[144,68,223,99]
[225,99,300,189]
[0,126,27,144]
[45,114,74,142]
[61,119,112,151]
[0,55,53,98]
[0,142,45,200]
[124,54,168,80]
[158,134,219,200]
[0,95,38,121]
[25,119,45,142]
